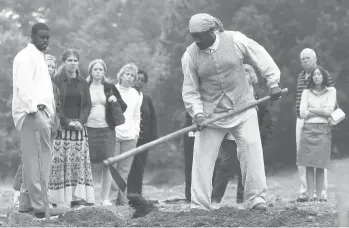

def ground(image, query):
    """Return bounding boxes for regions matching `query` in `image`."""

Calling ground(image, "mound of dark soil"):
[60,206,123,226]
[123,206,337,227]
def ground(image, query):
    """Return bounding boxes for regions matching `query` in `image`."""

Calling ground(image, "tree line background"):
[1,0,349,179]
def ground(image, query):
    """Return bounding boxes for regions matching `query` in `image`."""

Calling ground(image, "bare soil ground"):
[0,166,345,227]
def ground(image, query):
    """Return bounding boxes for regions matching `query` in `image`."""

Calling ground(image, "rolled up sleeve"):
[233,31,280,89]
[13,56,37,114]
[181,52,204,117]
[299,90,309,119]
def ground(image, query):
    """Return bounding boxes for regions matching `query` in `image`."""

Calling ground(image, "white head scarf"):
[189,13,224,33]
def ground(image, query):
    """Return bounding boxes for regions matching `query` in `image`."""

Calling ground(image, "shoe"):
[211,202,221,210]
[70,201,79,208]
[34,208,66,219]
[13,191,20,208]
[18,209,32,215]
[295,196,308,203]
[101,200,113,206]
[252,202,268,211]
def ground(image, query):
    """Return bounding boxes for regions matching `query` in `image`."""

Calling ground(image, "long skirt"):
[297,123,331,169]
[48,127,95,204]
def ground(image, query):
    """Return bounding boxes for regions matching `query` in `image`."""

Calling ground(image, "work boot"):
[34,208,67,219]
[252,202,268,211]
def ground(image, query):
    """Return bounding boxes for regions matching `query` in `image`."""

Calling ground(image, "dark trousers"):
[184,134,243,202]
[127,140,149,195]
[211,140,243,203]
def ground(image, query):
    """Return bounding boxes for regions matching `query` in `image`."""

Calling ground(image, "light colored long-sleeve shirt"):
[182,31,280,118]
[295,70,334,118]
[12,43,55,131]
[114,84,142,140]
[300,87,336,123]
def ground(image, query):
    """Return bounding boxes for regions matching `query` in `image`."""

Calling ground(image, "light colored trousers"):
[110,139,136,204]
[296,118,328,198]
[191,110,267,210]
[19,111,52,213]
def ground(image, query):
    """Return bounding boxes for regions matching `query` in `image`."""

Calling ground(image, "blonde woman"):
[110,63,142,205]
[45,54,57,77]
[86,59,127,206]
[45,54,61,138]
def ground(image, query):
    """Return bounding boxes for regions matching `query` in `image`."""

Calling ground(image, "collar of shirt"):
[202,32,220,54]
[27,43,45,57]
[61,69,83,82]
[310,86,330,96]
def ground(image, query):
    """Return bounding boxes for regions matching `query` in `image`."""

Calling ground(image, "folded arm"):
[308,88,337,117]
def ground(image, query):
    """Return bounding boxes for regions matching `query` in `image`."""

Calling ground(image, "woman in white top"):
[86,59,127,206]
[110,63,142,205]
[298,66,336,202]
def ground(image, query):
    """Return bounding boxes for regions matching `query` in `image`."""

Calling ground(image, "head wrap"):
[189,13,224,33]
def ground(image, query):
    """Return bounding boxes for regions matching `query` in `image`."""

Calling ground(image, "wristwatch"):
[37,104,46,111]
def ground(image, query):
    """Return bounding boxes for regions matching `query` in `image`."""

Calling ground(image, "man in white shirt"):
[12,23,61,218]
[182,13,281,211]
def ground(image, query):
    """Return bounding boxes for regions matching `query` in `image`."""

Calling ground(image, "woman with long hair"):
[85,59,127,206]
[48,49,95,208]
[298,66,336,202]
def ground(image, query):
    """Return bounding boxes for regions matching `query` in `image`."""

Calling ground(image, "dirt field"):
[0,165,346,227]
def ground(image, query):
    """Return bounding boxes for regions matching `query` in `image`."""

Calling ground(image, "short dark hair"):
[31,23,50,35]
[307,66,330,89]
[138,70,148,83]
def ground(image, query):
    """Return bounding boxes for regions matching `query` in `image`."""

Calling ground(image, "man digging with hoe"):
[104,13,285,216]
[181,13,281,211]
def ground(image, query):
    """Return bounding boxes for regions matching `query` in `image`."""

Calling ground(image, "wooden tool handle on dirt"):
[103,88,288,166]
[35,132,50,221]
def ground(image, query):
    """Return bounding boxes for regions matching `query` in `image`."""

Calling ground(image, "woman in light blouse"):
[86,59,127,206]
[110,63,142,205]
[298,66,336,202]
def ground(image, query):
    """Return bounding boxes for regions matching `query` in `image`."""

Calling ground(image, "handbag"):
[108,89,125,126]
[329,99,345,126]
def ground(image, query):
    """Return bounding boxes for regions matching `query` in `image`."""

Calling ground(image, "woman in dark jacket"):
[48,49,95,208]
[127,70,157,195]
[85,59,127,206]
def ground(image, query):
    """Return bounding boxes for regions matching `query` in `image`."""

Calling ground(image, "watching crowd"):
[11,16,340,218]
